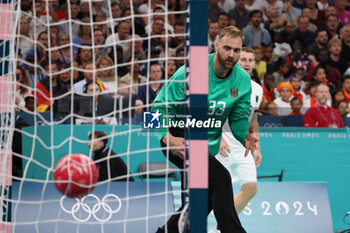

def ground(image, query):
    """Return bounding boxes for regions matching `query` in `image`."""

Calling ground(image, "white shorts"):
[215,150,257,186]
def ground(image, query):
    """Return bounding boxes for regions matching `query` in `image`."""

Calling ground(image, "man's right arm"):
[151,66,186,142]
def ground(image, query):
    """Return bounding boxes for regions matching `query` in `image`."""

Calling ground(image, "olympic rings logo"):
[60,194,122,222]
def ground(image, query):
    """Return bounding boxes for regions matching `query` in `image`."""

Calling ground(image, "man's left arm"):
[251,112,262,167]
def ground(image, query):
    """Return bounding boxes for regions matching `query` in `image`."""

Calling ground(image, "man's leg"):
[208,155,246,233]
[234,182,257,213]
[157,132,186,233]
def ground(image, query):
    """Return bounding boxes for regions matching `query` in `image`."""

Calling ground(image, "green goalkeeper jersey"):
[151,53,251,155]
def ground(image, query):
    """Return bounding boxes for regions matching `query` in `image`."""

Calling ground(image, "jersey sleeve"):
[228,80,251,146]
[151,66,186,141]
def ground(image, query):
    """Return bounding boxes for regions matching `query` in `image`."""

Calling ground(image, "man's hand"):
[244,131,258,157]
[162,133,186,159]
[253,149,262,168]
[219,137,230,157]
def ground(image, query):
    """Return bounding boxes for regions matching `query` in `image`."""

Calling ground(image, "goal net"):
[0,0,200,232]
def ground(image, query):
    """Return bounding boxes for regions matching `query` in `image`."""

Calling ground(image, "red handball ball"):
[53,153,98,198]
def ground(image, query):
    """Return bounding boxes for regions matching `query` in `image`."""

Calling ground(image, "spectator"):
[109,2,122,31]
[57,33,75,65]
[24,53,46,88]
[93,28,110,59]
[169,21,185,50]
[300,8,318,32]
[106,21,131,54]
[73,45,93,81]
[142,18,164,50]
[96,56,115,82]
[303,83,345,127]
[273,30,293,58]
[84,80,102,107]
[94,11,111,38]
[265,101,279,116]
[328,38,348,75]
[308,49,342,88]
[243,10,272,47]
[59,2,80,38]
[16,17,33,55]
[73,63,106,94]
[290,16,315,52]
[290,73,307,102]
[307,28,329,62]
[88,131,134,181]
[340,24,350,65]
[265,0,284,13]
[317,0,329,10]
[109,45,128,77]
[208,0,224,21]
[26,31,48,66]
[332,88,345,108]
[28,1,46,37]
[208,21,219,53]
[124,35,146,62]
[290,97,303,115]
[263,43,277,74]
[36,62,68,112]
[171,47,183,69]
[59,63,73,91]
[291,40,314,72]
[253,45,266,80]
[227,0,250,30]
[217,0,236,13]
[119,0,131,12]
[145,7,174,35]
[265,2,296,39]
[24,95,36,112]
[49,47,62,68]
[274,82,293,115]
[166,59,177,79]
[121,7,146,37]
[325,5,337,17]
[245,0,265,11]
[292,0,307,10]
[120,57,147,94]
[77,0,91,19]
[92,0,108,17]
[343,75,350,103]
[322,14,342,40]
[138,0,166,15]
[305,0,325,27]
[217,13,230,30]
[273,57,289,86]
[48,23,59,47]
[334,0,350,25]
[336,100,350,117]
[261,73,276,110]
[137,63,164,110]
[15,66,31,110]
[73,18,92,51]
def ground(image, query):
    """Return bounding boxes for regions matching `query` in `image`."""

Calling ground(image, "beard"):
[318,97,328,105]
[216,50,238,69]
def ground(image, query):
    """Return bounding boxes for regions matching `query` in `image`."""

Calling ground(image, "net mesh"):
[1,0,190,232]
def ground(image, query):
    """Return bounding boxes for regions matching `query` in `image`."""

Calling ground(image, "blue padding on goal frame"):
[187,94,208,140]
[189,189,207,233]
[189,0,208,46]
[0,40,10,76]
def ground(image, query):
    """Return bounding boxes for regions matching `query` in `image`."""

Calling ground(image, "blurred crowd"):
[14,0,350,125]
